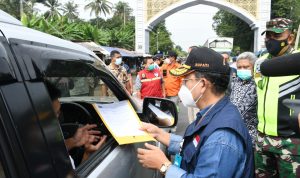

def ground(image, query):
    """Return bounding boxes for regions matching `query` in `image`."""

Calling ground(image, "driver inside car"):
[45,80,107,168]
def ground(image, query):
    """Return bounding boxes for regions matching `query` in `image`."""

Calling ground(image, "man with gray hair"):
[230,52,258,147]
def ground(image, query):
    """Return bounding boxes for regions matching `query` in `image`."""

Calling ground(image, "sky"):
[35,0,218,52]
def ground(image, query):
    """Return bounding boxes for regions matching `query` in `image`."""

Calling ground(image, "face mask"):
[237,69,252,80]
[147,64,155,71]
[164,58,171,64]
[178,81,202,108]
[265,38,288,56]
[115,58,122,65]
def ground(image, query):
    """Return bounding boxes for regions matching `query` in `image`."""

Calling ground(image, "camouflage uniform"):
[255,132,300,178]
[104,64,129,96]
[108,63,129,85]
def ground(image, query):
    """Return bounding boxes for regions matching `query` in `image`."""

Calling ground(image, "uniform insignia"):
[154,73,158,77]
[141,73,146,79]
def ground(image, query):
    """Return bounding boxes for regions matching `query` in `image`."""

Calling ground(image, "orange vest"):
[161,62,182,96]
[138,68,163,99]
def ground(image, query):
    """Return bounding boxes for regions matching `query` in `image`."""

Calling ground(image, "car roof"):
[0,10,96,58]
[0,10,22,26]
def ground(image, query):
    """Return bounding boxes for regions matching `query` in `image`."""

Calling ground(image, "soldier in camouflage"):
[254,18,300,177]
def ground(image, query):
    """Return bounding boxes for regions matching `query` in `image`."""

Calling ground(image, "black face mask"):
[265,38,288,56]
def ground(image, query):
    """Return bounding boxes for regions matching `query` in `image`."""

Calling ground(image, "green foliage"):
[17,0,179,53]
[213,10,254,52]
[42,0,63,19]
[271,0,300,30]
[213,2,300,53]
[113,1,133,24]
[0,0,36,19]
[62,1,79,21]
[174,45,188,57]
[149,21,174,55]
[80,23,110,45]
[85,0,112,18]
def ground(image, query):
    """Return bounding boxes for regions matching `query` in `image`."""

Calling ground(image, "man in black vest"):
[137,47,254,177]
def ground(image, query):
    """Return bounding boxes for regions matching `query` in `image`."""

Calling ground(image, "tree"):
[213,10,253,52]
[174,45,187,57]
[0,0,38,19]
[85,0,112,20]
[108,20,135,49]
[21,13,44,28]
[213,2,300,53]
[62,1,79,21]
[113,1,133,25]
[42,0,62,19]
[80,23,110,45]
[22,14,84,40]
[271,0,300,30]
[149,21,174,54]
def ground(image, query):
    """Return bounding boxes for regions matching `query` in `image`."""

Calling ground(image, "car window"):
[47,77,118,102]
[46,76,119,168]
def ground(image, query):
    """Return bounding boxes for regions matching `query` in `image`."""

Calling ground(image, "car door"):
[8,35,159,177]
[0,27,76,177]
[0,33,30,178]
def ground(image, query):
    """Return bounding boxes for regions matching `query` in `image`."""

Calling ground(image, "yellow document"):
[93,100,155,145]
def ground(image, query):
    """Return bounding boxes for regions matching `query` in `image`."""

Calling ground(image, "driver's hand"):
[67,124,100,150]
[85,135,107,153]
[82,135,107,162]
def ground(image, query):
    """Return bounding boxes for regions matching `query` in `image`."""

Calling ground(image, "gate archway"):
[135,0,271,53]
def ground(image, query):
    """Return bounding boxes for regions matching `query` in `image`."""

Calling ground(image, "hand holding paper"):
[93,100,155,145]
[140,122,170,147]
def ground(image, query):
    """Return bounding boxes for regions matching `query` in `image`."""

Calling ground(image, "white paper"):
[148,103,174,121]
[95,101,147,137]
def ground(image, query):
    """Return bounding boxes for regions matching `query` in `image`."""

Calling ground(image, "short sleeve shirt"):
[108,63,129,85]
[123,63,131,74]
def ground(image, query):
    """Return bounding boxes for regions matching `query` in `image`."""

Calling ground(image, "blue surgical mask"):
[147,64,155,71]
[115,58,122,65]
[237,69,252,80]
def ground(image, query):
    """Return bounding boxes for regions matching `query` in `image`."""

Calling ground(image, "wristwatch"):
[159,162,172,175]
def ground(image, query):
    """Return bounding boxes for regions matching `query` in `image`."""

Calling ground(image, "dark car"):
[0,10,177,178]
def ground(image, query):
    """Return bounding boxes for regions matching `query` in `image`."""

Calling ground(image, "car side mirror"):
[142,97,178,128]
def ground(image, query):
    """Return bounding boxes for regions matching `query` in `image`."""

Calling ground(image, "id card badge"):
[174,153,182,167]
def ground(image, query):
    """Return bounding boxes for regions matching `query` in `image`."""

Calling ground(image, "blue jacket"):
[167,96,254,178]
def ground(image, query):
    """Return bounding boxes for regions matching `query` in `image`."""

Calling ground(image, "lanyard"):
[175,104,216,168]
[195,104,215,127]
[178,104,216,155]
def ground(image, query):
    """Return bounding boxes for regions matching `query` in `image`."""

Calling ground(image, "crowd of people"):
[47,16,299,177]
[133,17,300,177]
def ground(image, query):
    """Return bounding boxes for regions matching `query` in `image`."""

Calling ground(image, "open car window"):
[45,75,120,167]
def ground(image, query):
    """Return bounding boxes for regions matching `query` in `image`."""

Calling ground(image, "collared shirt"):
[166,106,247,178]
[108,63,129,85]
